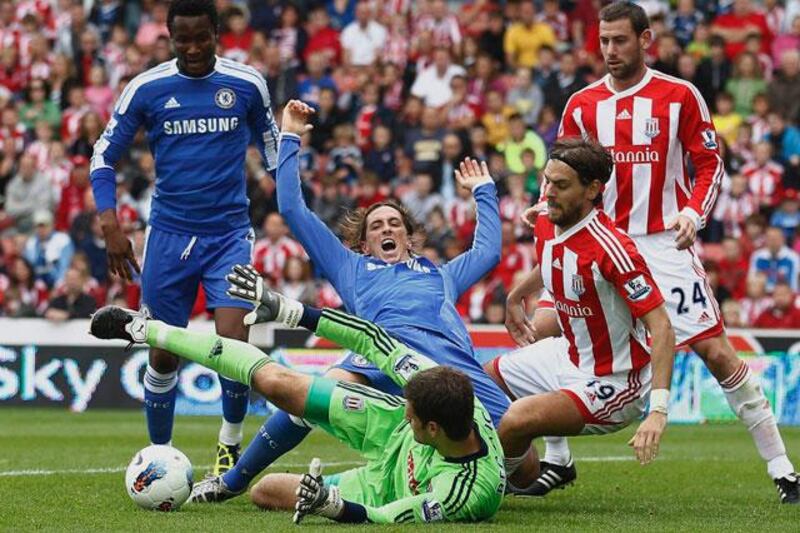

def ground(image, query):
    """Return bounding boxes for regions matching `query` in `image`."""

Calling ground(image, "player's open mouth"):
[381,238,397,252]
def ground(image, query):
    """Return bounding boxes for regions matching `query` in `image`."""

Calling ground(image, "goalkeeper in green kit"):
[90,264,505,524]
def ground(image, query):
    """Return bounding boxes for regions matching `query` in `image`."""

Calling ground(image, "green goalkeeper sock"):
[145,321,271,385]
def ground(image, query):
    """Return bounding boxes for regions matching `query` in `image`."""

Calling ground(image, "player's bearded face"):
[544,160,598,228]
[170,15,217,77]
[599,20,649,82]
[362,206,412,264]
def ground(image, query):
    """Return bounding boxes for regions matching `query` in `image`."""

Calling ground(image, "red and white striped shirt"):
[252,236,306,285]
[535,209,664,376]
[742,160,784,207]
[558,68,725,236]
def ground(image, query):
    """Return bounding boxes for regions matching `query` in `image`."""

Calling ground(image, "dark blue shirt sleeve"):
[277,133,357,293]
[248,74,280,171]
[89,81,146,211]
[441,182,502,297]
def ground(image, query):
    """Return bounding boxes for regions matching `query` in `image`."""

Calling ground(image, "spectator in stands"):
[719,236,751,300]
[712,0,772,60]
[503,0,556,69]
[44,266,96,321]
[401,172,443,223]
[768,49,800,127]
[363,124,395,181]
[434,133,463,203]
[772,15,800,65]
[252,212,305,287]
[23,209,74,289]
[278,255,317,306]
[478,10,506,67]
[340,0,386,68]
[726,52,767,116]
[712,173,759,240]
[739,272,773,325]
[263,39,299,108]
[695,36,732,109]
[2,256,48,317]
[5,152,53,233]
[219,5,254,63]
[354,171,388,209]
[404,106,446,183]
[55,155,90,232]
[312,174,354,232]
[481,89,514,148]
[425,205,454,257]
[754,281,800,328]
[749,225,800,292]
[669,0,704,47]
[771,188,800,242]
[765,112,800,174]
[84,64,114,119]
[410,46,466,108]
[506,67,543,127]
[69,110,104,158]
[303,5,341,67]
[326,123,362,184]
[19,79,61,132]
[713,91,743,146]
[742,141,785,210]
[134,0,169,52]
[498,114,547,175]
[297,51,336,109]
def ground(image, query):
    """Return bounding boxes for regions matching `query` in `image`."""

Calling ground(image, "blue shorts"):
[140,225,255,326]
[333,352,404,396]
[332,341,510,427]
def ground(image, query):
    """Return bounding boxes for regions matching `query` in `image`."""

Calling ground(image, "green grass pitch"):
[1,408,799,531]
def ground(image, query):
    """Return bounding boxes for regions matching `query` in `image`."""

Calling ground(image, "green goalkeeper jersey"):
[307,309,506,524]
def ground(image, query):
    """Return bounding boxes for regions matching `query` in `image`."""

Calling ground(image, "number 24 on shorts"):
[671,282,707,315]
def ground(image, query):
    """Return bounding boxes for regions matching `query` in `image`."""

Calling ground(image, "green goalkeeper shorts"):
[303,377,408,507]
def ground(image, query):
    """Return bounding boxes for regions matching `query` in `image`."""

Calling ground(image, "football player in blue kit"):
[191,100,511,503]
[89,0,280,475]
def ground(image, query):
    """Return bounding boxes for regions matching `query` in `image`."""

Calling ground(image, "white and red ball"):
[125,445,193,511]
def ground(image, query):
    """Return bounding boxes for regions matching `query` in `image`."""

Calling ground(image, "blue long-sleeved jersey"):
[90,57,280,235]
[277,133,502,370]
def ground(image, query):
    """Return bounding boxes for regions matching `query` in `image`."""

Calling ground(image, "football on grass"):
[125,445,193,511]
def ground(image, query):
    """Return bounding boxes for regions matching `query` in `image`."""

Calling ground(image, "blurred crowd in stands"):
[0,0,799,328]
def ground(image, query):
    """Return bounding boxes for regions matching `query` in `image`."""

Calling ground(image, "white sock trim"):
[768,455,795,480]
[144,365,177,394]
[219,420,244,446]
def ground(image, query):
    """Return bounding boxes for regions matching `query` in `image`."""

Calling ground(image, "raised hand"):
[281,99,315,136]
[454,157,493,192]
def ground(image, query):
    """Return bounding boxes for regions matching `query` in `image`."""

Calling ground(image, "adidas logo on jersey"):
[164,97,181,109]
[698,311,712,324]
[616,109,632,120]
[552,258,562,269]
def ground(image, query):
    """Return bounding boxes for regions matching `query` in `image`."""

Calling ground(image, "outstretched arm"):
[442,159,502,296]
[276,100,356,292]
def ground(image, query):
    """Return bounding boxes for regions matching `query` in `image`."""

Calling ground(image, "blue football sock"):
[219,376,249,424]
[223,410,312,492]
[143,365,178,445]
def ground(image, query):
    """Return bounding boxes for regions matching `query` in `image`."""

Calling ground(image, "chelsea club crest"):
[215,88,236,109]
